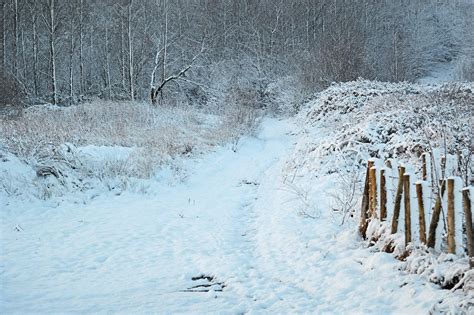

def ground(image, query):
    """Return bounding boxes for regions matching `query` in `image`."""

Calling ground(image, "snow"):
[418,61,457,85]
[1,116,471,313]
[452,176,465,256]
[0,150,36,198]
[76,145,136,162]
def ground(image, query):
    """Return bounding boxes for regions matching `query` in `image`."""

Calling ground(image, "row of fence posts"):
[359,154,474,268]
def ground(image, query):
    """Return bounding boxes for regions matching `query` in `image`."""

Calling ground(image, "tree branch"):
[151,36,205,104]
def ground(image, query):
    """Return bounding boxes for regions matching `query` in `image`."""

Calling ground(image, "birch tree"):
[43,0,58,105]
[127,0,134,101]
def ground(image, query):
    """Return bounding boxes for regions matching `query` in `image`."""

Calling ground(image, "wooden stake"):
[447,178,455,254]
[457,151,462,176]
[380,169,387,221]
[427,180,446,248]
[421,153,427,181]
[441,156,446,179]
[403,174,411,246]
[462,189,473,268]
[416,183,427,244]
[369,166,377,218]
[391,166,405,234]
[359,160,374,238]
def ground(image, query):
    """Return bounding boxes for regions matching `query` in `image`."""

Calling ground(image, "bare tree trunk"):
[69,13,74,102]
[20,27,26,82]
[393,30,399,81]
[127,0,134,101]
[32,6,38,96]
[306,5,310,51]
[160,0,168,103]
[121,18,126,92]
[88,24,93,90]
[269,7,280,57]
[223,0,227,51]
[79,0,84,95]
[1,0,6,69]
[49,0,58,105]
[13,0,18,76]
[150,47,161,104]
[105,25,112,99]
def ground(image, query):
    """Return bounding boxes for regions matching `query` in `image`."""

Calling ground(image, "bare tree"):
[41,0,58,105]
[12,0,18,77]
[1,0,6,69]
[0,0,469,104]
[150,37,205,105]
[79,0,84,95]
[127,0,134,101]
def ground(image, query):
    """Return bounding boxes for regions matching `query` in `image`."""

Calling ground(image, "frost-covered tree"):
[0,0,471,105]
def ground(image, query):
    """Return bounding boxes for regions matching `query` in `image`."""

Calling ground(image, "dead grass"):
[0,100,257,189]
[0,100,235,161]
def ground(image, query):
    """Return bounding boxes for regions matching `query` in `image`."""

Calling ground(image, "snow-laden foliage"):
[280,80,473,312]
[365,218,472,294]
[292,80,473,178]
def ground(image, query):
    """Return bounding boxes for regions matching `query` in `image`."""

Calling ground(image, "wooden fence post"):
[369,166,377,218]
[441,156,446,179]
[391,166,405,234]
[403,174,412,246]
[380,169,387,221]
[416,183,427,244]
[427,180,446,248]
[462,189,473,268]
[422,154,427,181]
[447,178,456,254]
[359,160,374,238]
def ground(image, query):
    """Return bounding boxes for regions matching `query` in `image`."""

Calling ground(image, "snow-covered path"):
[0,118,462,313]
[1,118,296,313]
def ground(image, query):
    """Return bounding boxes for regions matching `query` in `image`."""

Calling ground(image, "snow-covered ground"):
[2,116,470,313]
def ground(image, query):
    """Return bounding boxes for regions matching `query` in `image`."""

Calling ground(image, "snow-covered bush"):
[405,249,470,289]
[278,80,473,312]
[293,80,473,178]
[263,76,304,115]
